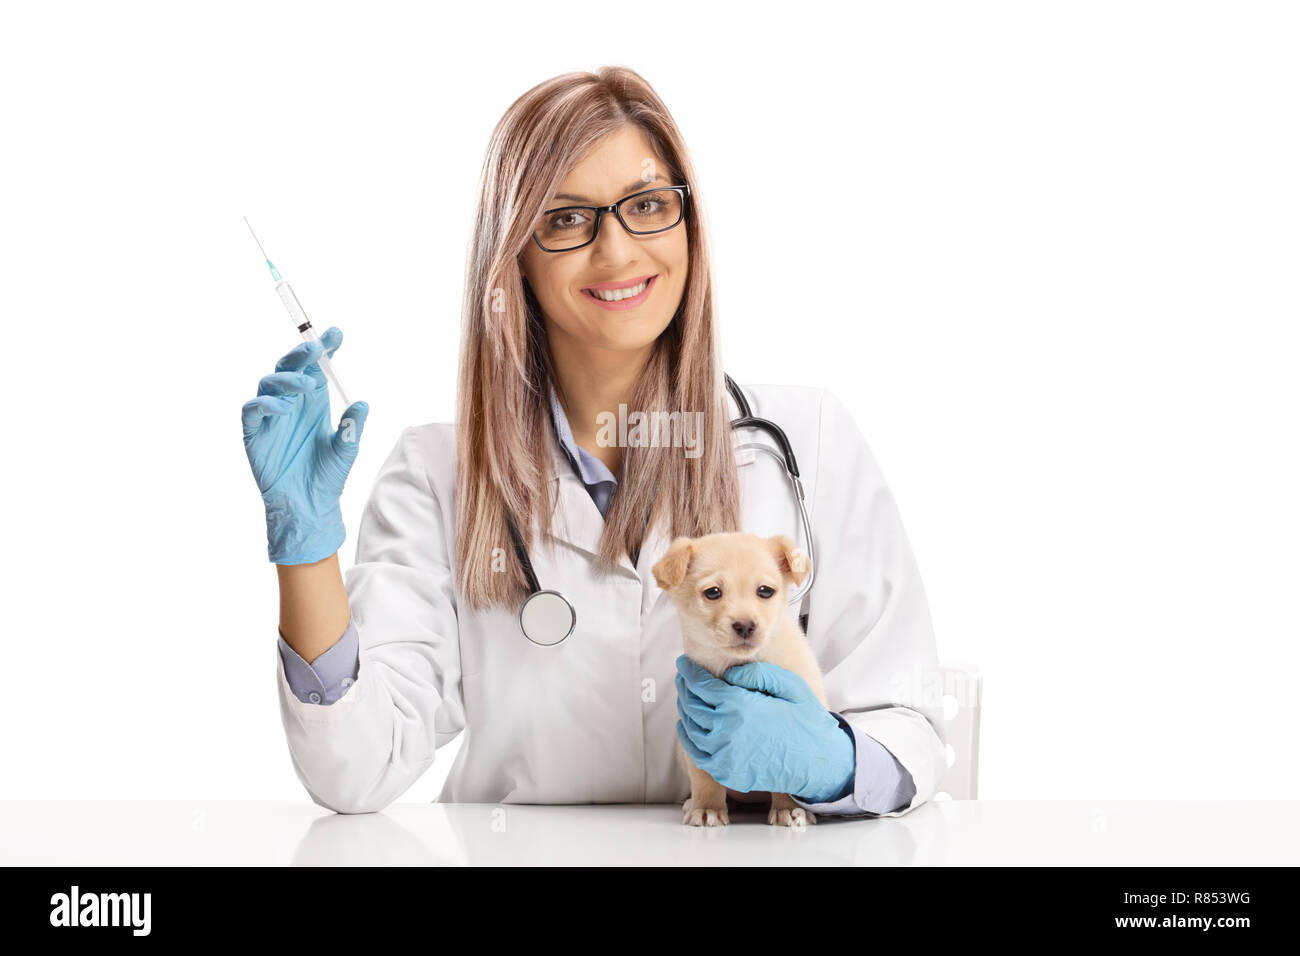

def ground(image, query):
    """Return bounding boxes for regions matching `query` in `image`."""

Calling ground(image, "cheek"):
[691,593,725,626]
[664,244,688,286]
[549,276,582,308]
[643,233,687,280]
[523,259,579,308]
[696,598,721,624]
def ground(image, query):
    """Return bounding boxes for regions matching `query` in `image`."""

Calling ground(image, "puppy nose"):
[731,619,756,639]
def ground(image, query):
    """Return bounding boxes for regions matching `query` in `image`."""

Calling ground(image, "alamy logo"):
[49,885,151,936]
[594,405,705,458]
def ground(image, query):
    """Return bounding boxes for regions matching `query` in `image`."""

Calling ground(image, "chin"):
[718,637,764,658]
[682,630,765,677]
[597,329,666,353]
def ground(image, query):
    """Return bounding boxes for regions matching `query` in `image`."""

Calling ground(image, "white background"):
[2,0,1296,804]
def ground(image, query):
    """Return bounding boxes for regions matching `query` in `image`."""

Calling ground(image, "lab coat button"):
[340,678,354,689]
[308,691,322,704]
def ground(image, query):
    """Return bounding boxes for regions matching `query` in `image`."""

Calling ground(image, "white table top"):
[3,800,1296,866]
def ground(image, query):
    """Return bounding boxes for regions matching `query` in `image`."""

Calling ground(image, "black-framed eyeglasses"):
[531,184,691,252]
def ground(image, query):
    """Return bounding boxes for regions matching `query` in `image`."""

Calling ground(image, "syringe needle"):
[246,217,351,409]
[244,216,271,261]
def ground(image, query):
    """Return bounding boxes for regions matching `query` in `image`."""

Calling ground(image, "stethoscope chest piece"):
[518,588,577,646]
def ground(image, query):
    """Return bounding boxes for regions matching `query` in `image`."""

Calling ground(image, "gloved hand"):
[675,655,856,804]
[241,327,369,565]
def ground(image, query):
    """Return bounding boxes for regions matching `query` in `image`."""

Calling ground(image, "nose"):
[590,207,640,257]
[731,619,756,640]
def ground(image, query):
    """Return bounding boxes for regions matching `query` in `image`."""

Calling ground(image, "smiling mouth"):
[582,275,656,302]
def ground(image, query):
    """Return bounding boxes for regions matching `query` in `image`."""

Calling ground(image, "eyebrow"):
[551,175,668,205]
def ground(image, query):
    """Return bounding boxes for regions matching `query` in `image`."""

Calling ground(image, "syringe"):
[244,217,351,409]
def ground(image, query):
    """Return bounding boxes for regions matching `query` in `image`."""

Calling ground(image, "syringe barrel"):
[275,280,312,335]
[274,279,351,409]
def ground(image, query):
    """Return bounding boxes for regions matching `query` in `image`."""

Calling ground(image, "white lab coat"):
[275,382,948,816]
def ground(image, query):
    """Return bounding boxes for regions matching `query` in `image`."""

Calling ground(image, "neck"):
[549,339,653,474]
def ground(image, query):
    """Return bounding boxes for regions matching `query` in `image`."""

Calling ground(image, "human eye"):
[546,208,590,232]
[629,194,666,215]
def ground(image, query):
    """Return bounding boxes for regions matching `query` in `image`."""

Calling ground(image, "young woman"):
[241,66,947,822]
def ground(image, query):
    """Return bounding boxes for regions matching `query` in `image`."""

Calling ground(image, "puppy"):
[652,531,826,828]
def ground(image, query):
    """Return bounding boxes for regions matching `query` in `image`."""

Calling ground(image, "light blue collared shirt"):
[276,381,915,815]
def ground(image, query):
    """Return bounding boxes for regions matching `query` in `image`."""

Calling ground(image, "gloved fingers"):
[675,675,717,730]
[241,395,294,437]
[331,401,369,460]
[674,655,731,707]
[258,370,318,398]
[676,719,713,765]
[723,660,809,703]
[675,671,717,714]
[302,328,342,381]
[678,707,713,748]
[274,338,325,374]
[319,326,342,359]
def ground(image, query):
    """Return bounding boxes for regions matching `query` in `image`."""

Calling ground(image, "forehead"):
[554,126,667,201]
[689,536,779,579]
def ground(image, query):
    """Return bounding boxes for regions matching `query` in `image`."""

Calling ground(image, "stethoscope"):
[506,373,816,646]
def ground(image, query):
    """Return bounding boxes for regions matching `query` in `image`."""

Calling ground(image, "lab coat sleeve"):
[794,388,948,818]
[275,425,466,814]
[276,620,360,705]
[792,713,916,815]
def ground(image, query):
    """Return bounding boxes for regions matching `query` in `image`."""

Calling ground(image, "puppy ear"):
[652,536,696,591]
[768,534,811,587]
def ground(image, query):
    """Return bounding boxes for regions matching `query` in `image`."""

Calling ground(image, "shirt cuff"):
[792,713,917,816]
[277,617,360,705]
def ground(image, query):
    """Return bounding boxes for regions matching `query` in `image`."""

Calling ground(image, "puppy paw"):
[768,806,817,828]
[683,805,730,827]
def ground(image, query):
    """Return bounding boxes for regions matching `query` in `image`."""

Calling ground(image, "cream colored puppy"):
[652,531,825,827]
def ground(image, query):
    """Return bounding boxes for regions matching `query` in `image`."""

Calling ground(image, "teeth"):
[589,279,648,301]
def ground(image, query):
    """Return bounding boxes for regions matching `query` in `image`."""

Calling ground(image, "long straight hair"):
[454,66,741,611]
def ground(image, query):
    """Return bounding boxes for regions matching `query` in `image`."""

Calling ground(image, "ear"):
[768,534,810,587]
[652,536,696,591]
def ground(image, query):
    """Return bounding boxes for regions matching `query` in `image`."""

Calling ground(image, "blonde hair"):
[454,66,741,610]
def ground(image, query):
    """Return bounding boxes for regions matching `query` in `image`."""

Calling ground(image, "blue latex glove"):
[241,327,369,565]
[675,655,855,804]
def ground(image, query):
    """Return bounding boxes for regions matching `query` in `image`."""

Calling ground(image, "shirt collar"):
[547,380,618,488]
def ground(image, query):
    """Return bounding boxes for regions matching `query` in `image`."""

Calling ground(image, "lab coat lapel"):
[544,423,637,575]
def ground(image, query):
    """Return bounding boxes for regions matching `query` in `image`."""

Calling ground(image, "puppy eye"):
[702,586,722,600]
[756,585,775,599]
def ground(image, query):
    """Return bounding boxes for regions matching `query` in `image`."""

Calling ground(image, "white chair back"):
[934,661,982,800]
